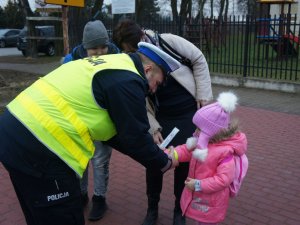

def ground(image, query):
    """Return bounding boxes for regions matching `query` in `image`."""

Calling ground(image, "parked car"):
[17,26,56,56]
[0,29,21,48]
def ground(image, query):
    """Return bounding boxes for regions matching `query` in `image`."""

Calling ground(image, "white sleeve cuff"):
[194,179,202,191]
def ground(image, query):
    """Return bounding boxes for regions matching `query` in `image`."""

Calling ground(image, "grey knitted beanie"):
[82,20,109,49]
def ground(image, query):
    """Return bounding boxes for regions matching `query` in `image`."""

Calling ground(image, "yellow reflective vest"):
[7,54,142,177]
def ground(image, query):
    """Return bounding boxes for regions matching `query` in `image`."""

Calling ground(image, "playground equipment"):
[256,0,299,58]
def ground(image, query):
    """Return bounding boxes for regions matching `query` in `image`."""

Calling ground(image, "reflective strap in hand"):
[159,127,179,149]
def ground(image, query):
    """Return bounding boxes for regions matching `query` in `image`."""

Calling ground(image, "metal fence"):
[104,14,300,83]
[184,15,300,83]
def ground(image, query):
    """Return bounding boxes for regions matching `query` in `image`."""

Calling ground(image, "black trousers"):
[146,162,189,209]
[3,163,85,225]
[146,108,195,210]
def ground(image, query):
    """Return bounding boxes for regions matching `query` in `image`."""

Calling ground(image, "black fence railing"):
[102,15,300,83]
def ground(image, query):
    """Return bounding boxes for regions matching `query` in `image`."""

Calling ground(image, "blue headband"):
[138,46,171,75]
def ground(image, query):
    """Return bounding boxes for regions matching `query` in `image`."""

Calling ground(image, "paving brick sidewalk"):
[0,61,300,225]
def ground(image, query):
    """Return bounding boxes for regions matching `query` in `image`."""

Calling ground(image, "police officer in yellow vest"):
[0,42,180,225]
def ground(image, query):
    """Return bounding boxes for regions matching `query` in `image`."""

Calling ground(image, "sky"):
[0,0,220,16]
[0,0,35,9]
[0,0,244,17]
[0,0,112,9]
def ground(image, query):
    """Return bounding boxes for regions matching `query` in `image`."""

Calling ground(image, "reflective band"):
[16,92,89,169]
[173,150,179,161]
[34,79,94,153]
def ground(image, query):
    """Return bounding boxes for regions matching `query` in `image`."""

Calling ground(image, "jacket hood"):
[73,45,87,60]
[215,132,247,156]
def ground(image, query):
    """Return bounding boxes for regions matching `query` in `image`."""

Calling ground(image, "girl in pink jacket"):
[168,92,248,225]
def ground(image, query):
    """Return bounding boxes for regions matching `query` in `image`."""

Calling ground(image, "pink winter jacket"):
[175,132,247,223]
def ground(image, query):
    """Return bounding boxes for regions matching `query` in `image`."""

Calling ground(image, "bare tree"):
[18,0,33,21]
[195,0,207,22]
[170,0,179,21]
[170,0,192,23]
[179,0,192,20]
[210,0,213,19]
[224,0,229,19]
[237,0,258,16]
[136,0,160,22]
[218,0,225,17]
[218,0,229,20]
[90,0,105,19]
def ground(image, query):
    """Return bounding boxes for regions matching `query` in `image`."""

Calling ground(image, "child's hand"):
[164,146,172,155]
[164,146,179,168]
[164,146,175,155]
[184,177,196,191]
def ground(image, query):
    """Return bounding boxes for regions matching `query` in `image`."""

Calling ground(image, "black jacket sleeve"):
[92,70,171,172]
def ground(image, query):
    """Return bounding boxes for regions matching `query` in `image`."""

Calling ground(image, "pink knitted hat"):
[192,92,238,151]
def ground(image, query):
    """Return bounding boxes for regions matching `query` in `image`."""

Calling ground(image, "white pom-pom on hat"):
[217,92,238,113]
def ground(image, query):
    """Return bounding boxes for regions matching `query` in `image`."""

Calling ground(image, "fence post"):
[178,16,183,36]
[62,6,69,55]
[243,15,250,78]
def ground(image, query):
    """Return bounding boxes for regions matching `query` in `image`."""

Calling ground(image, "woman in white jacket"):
[113,19,213,225]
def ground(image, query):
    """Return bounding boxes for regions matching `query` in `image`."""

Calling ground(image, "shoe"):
[88,195,108,221]
[141,207,158,225]
[173,208,186,225]
[81,193,89,208]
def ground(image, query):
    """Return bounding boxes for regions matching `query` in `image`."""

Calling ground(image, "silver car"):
[0,29,21,48]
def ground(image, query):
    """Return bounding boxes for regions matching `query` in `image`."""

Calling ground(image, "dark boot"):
[81,193,89,208]
[173,207,186,225]
[141,207,158,225]
[88,195,108,221]
[141,194,159,225]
